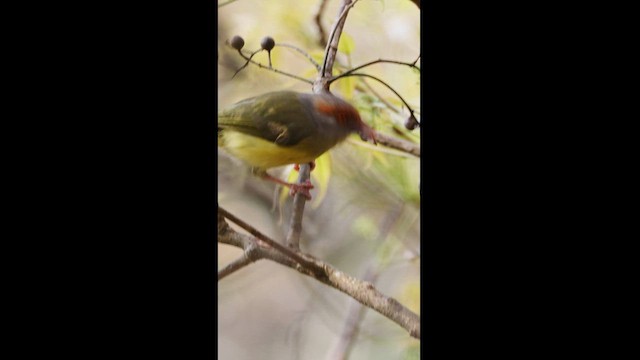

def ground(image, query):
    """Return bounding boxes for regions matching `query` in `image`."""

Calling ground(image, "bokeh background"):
[218,1,420,359]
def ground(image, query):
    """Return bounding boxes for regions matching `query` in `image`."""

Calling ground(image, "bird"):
[218,90,376,199]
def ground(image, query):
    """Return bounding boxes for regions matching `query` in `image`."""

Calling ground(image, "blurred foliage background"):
[218,1,420,359]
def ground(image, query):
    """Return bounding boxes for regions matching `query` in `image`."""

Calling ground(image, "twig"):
[332,58,420,81]
[357,81,401,114]
[218,252,255,281]
[412,54,421,66]
[287,0,361,249]
[282,0,362,256]
[330,72,419,125]
[373,132,420,158]
[234,48,314,84]
[218,0,240,8]
[346,138,417,158]
[217,214,421,339]
[276,43,321,71]
[319,0,359,87]
[231,48,262,79]
[314,0,330,47]
[218,206,322,276]
[285,164,311,250]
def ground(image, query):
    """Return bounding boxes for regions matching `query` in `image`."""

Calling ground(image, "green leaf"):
[338,32,355,56]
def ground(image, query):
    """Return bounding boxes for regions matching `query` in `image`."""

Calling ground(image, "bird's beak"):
[359,123,377,145]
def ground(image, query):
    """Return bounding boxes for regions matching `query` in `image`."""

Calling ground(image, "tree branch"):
[314,0,329,47]
[316,0,359,92]
[218,206,322,276]
[374,132,420,157]
[276,43,321,71]
[218,0,240,8]
[286,164,311,250]
[328,267,377,360]
[218,251,256,281]
[331,58,420,81]
[219,0,421,342]
[217,211,421,339]
[331,72,419,126]
[234,48,313,84]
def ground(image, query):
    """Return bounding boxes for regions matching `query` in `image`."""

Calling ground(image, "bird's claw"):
[289,179,314,200]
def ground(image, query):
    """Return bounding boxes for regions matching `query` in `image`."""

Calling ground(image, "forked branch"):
[218,207,420,339]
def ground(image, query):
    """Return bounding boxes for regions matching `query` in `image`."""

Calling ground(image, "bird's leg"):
[293,161,316,172]
[260,172,314,200]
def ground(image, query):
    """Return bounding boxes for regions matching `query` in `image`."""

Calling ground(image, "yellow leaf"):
[310,50,325,64]
[336,75,355,100]
[310,152,331,208]
[278,165,297,208]
[301,67,318,79]
[399,280,421,315]
[372,147,390,166]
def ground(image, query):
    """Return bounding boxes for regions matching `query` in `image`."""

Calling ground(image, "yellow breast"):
[219,131,325,170]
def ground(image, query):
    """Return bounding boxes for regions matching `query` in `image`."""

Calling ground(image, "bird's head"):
[311,93,377,145]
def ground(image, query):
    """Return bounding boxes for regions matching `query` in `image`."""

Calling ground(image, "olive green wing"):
[218,91,317,146]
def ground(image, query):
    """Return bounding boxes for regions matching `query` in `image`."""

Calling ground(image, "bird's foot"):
[288,179,314,200]
[293,161,316,172]
[262,172,314,200]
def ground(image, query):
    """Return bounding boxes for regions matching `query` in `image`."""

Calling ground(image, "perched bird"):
[218,90,376,199]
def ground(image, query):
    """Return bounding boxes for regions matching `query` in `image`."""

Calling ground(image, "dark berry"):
[260,36,275,51]
[405,114,419,130]
[230,35,244,50]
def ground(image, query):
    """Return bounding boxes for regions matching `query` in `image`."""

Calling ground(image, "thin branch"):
[230,48,262,79]
[330,72,419,125]
[276,43,321,71]
[285,164,311,250]
[412,54,421,66]
[218,253,255,281]
[218,0,240,8]
[218,206,322,276]
[329,53,420,130]
[357,81,400,114]
[314,0,330,47]
[346,138,417,159]
[217,214,421,339]
[319,0,359,83]
[234,48,313,84]
[332,58,420,82]
[373,132,420,158]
